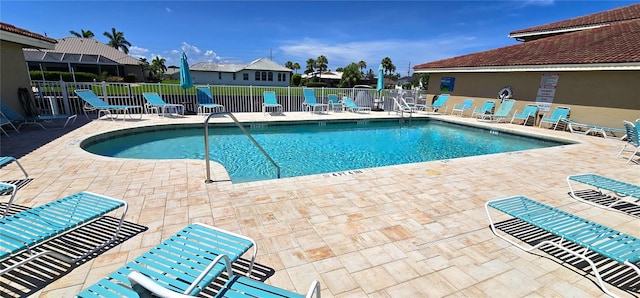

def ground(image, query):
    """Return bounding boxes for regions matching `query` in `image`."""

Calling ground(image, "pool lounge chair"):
[478,99,516,123]
[567,173,640,214]
[486,195,640,297]
[262,91,283,115]
[142,92,184,116]
[451,99,474,117]
[560,118,626,139]
[196,86,225,115]
[538,106,570,130]
[617,120,640,164]
[471,100,495,118]
[0,111,20,136]
[510,104,538,126]
[327,94,343,112]
[0,156,28,179]
[74,89,141,121]
[0,182,17,218]
[77,223,257,297]
[342,96,371,113]
[416,93,449,114]
[128,254,321,298]
[1,98,76,130]
[302,88,328,114]
[0,191,127,275]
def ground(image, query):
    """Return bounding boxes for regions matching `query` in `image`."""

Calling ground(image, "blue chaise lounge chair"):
[471,100,495,118]
[451,99,474,117]
[74,89,141,121]
[510,104,538,126]
[342,96,371,113]
[262,91,283,115]
[538,106,570,130]
[302,88,328,114]
[0,191,127,275]
[560,118,626,139]
[567,173,640,214]
[0,111,20,136]
[327,94,343,112]
[416,93,449,114]
[142,92,184,116]
[76,223,257,297]
[616,120,640,164]
[486,195,640,297]
[196,86,226,115]
[478,99,516,123]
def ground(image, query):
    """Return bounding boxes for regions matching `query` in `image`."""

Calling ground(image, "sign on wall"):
[440,77,455,92]
[535,74,559,112]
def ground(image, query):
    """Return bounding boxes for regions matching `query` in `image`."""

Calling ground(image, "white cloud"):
[181,42,201,55]
[279,36,489,74]
[128,46,149,59]
[522,0,554,6]
[166,7,172,13]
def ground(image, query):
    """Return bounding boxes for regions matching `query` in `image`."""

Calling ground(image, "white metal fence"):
[30,80,425,116]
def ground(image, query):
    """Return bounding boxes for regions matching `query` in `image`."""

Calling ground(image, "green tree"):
[305,58,316,75]
[291,73,302,86]
[292,62,301,74]
[138,57,150,81]
[285,61,294,70]
[339,63,360,87]
[150,56,167,80]
[69,29,94,38]
[315,55,328,79]
[358,60,367,76]
[103,27,131,54]
[381,57,396,75]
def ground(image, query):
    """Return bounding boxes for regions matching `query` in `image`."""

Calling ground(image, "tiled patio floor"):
[1,111,638,297]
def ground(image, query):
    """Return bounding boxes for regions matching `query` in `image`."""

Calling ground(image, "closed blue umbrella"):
[376,64,384,92]
[180,52,193,89]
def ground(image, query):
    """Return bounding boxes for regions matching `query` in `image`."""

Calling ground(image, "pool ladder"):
[203,112,280,183]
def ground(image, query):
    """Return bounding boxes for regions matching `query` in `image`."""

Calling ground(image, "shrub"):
[29,71,97,82]
[305,82,326,87]
[291,74,302,86]
[124,73,137,83]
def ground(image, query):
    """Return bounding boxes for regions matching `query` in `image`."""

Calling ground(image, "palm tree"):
[285,61,294,70]
[293,62,301,74]
[315,55,328,79]
[151,56,167,80]
[339,63,360,87]
[381,57,395,75]
[139,57,150,80]
[305,58,316,75]
[69,29,94,38]
[358,60,367,76]
[103,27,132,54]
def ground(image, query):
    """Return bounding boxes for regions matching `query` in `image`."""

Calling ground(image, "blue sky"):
[2,1,636,75]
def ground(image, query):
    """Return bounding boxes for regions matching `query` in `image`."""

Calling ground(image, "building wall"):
[191,70,290,86]
[426,71,640,128]
[1,40,33,115]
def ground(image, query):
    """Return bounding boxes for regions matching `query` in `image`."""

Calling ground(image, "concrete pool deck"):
[1,111,638,297]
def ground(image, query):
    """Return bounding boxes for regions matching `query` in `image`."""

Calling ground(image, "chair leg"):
[627,147,640,164]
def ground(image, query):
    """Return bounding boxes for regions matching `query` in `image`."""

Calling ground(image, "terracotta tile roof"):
[0,22,57,44]
[414,19,640,70]
[510,3,640,35]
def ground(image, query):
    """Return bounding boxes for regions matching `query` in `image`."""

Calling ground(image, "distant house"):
[23,37,143,81]
[190,58,292,87]
[413,3,640,128]
[1,22,56,115]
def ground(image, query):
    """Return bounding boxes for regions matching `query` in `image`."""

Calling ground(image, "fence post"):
[101,81,108,103]
[60,80,71,115]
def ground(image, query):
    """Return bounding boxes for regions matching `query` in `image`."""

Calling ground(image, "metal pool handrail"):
[203,112,280,183]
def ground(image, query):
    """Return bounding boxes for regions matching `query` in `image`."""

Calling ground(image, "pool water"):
[83,120,566,183]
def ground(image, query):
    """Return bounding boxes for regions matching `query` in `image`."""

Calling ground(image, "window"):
[261,72,267,81]
[243,73,249,80]
[268,72,273,81]
[218,72,222,80]
[233,73,236,80]
[255,71,260,81]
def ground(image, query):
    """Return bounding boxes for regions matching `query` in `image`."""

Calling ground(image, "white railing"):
[30,80,408,116]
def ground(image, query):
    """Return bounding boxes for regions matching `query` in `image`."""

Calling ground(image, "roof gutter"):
[1,30,56,49]
[414,62,640,73]
[508,24,609,39]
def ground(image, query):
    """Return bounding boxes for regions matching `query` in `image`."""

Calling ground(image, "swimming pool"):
[82,119,568,183]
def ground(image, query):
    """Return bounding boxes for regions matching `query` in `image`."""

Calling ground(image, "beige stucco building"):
[414,4,640,128]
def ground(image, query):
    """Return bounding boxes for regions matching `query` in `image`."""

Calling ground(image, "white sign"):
[535,74,559,112]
